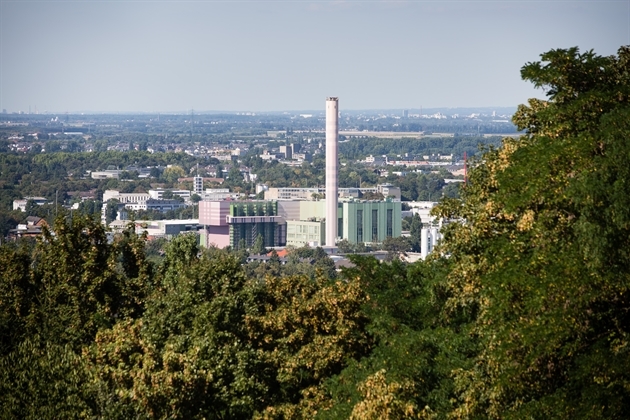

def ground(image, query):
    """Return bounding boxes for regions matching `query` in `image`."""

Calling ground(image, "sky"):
[0,0,627,113]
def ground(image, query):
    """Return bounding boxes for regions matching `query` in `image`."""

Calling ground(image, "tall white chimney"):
[325,97,339,246]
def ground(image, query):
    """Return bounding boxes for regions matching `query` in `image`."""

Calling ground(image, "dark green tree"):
[408,213,423,252]
[105,199,120,224]
[435,46,630,418]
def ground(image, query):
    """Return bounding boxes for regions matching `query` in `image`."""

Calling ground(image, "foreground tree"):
[0,215,152,416]
[436,46,630,418]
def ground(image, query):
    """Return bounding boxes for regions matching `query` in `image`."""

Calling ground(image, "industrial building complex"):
[94,97,441,258]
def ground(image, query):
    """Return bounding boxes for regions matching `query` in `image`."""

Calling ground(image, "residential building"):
[8,216,48,240]
[13,197,48,211]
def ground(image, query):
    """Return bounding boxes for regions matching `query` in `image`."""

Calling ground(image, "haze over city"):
[1,0,627,113]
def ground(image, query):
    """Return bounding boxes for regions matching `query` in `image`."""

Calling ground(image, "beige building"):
[286,220,326,247]
[103,190,151,203]
[91,169,121,179]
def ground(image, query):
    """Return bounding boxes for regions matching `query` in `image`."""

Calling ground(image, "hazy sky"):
[1,0,627,113]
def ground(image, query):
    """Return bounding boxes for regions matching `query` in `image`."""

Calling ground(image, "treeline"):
[354,120,518,135]
[0,150,216,195]
[0,150,218,234]
[339,135,503,161]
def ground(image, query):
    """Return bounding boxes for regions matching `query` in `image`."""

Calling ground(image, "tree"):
[251,233,265,255]
[337,239,354,254]
[382,236,410,261]
[318,255,468,419]
[163,165,186,184]
[434,46,630,418]
[105,199,120,224]
[0,215,152,416]
[149,166,161,178]
[77,199,102,220]
[408,213,423,252]
[247,271,371,418]
[227,165,243,183]
[88,239,268,419]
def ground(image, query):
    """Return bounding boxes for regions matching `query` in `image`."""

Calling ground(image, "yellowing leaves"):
[516,210,535,232]
[350,369,418,420]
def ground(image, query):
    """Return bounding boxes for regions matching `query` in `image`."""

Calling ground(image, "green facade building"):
[227,201,284,249]
[341,200,401,244]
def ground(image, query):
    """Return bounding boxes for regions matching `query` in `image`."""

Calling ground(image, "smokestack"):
[326,97,339,246]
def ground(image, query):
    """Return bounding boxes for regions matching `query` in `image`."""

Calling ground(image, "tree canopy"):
[434,45,630,418]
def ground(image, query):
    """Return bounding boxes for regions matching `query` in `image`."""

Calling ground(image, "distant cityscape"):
[1,102,519,262]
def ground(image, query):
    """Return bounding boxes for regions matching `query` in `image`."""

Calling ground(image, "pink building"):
[199,201,231,248]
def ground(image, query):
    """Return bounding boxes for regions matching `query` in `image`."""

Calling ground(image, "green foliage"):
[76,199,102,220]
[0,241,35,355]
[249,272,372,418]
[0,215,151,416]
[251,233,266,254]
[317,256,473,419]
[398,171,447,201]
[434,46,630,418]
[0,338,95,419]
[105,199,119,224]
[88,245,267,419]
[408,213,422,252]
[381,236,410,260]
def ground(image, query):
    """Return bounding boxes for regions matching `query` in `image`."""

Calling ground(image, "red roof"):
[268,248,289,258]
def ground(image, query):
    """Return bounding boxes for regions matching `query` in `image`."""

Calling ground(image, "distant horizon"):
[2,1,624,113]
[1,105,519,116]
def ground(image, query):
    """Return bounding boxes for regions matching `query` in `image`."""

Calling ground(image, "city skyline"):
[1,1,627,113]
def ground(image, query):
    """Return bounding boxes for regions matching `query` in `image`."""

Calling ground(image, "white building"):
[109,219,199,238]
[194,175,204,195]
[91,169,121,179]
[149,189,191,201]
[13,197,48,211]
[420,225,442,260]
[203,188,232,201]
[102,190,151,204]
